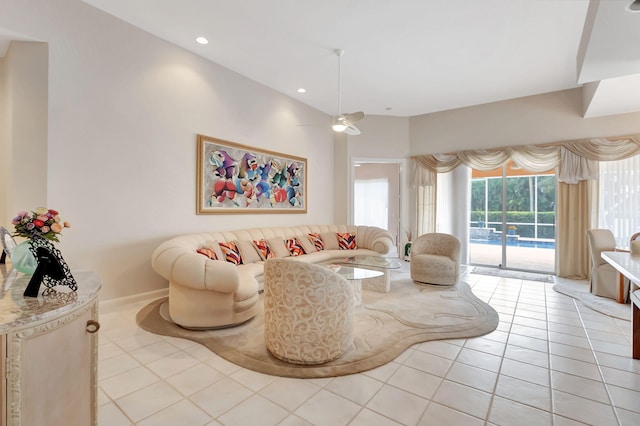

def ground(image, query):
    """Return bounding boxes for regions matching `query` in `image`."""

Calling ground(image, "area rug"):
[471,266,555,283]
[136,271,499,378]
[553,283,631,321]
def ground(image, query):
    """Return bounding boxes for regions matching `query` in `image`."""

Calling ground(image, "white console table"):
[0,266,101,425]
[601,251,640,359]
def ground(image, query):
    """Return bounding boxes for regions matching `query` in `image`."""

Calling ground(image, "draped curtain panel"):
[412,135,640,278]
[556,180,592,279]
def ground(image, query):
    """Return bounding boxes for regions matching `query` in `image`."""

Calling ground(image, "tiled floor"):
[98,272,640,425]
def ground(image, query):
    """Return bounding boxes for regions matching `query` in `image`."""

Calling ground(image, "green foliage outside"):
[471,175,556,239]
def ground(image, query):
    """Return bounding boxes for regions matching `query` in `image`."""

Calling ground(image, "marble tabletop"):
[0,264,101,334]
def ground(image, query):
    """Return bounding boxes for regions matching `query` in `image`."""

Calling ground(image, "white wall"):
[335,115,411,245]
[409,88,640,154]
[0,54,8,227]
[0,0,334,300]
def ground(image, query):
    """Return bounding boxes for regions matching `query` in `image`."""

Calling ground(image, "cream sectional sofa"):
[151,225,394,329]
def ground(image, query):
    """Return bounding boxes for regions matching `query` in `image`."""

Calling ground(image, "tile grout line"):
[571,295,623,426]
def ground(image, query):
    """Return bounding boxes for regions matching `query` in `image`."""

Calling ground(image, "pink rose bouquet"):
[12,207,71,243]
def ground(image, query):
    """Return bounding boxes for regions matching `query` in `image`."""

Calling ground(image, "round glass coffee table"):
[326,264,383,306]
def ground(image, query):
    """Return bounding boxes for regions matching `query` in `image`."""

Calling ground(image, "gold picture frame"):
[197,134,307,214]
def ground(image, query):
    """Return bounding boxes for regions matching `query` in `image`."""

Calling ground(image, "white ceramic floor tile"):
[294,389,361,426]
[431,380,492,419]
[445,362,497,393]
[550,370,611,404]
[552,389,619,425]
[189,377,253,418]
[488,395,552,426]
[98,402,133,426]
[136,399,212,426]
[129,340,181,364]
[345,408,401,426]
[100,366,160,400]
[500,358,550,387]
[259,377,321,411]
[503,344,549,368]
[402,349,453,377]
[386,365,442,399]
[550,354,602,381]
[115,381,183,423]
[607,384,640,414]
[218,394,289,426]
[366,384,430,425]
[165,363,225,396]
[494,374,551,411]
[325,372,384,405]
[99,353,142,380]
[464,337,507,357]
[416,340,463,360]
[94,279,640,425]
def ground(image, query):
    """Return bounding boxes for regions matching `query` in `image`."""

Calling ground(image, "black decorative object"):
[23,237,77,298]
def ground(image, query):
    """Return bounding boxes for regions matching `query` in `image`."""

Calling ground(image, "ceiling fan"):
[331,49,365,136]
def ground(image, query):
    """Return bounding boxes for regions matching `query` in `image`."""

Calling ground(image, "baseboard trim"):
[99,288,168,313]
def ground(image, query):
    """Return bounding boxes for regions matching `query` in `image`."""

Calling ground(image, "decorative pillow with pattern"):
[218,241,243,265]
[196,247,218,260]
[285,238,307,256]
[337,232,357,250]
[308,233,325,251]
[253,239,274,260]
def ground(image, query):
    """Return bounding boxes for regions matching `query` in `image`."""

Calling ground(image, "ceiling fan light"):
[332,123,347,132]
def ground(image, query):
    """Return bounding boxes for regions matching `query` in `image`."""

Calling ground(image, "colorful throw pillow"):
[218,241,242,265]
[253,239,274,260]
[285,238,307,256]
[196,247,218,260]
[337,232,357,250]
[308,233,324,251]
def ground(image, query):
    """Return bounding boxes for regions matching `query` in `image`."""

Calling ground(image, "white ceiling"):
[4,0,640,118]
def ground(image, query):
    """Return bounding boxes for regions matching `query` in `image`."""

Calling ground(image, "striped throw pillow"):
[308,233,324,251]
[218,241,242,265]
[285,238,306,256]
[337,232,357,250]
[253,239,274,260]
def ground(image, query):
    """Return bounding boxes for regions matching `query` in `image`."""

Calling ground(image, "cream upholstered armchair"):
[587,229,629,300]
[410,233,461,285]
[263,258,355,365]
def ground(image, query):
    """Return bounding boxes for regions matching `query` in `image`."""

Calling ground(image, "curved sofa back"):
[151,224,394,283]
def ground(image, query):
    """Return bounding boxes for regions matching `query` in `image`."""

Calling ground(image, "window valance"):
[413,134,640,185]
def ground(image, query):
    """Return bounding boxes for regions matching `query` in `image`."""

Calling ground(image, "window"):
[598,155,640,248]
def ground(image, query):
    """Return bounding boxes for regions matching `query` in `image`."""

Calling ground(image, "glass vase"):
[11,240,38,274]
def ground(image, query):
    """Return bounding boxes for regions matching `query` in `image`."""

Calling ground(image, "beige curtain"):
[417,184,436,236]
[556,180,592,279]
[412,135,640,278]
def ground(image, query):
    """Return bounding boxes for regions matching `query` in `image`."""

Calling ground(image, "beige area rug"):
[136,271,499,378]
[553,282,631,321]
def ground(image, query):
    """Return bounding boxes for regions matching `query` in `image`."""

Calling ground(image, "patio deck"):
[469,242,555,273]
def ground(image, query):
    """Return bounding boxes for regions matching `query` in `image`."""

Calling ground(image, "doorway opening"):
[469,161,556,273]
[351,160,401,256]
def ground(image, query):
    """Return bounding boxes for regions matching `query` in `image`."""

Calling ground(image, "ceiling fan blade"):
[344,111,364,123]
[344,124,361,136]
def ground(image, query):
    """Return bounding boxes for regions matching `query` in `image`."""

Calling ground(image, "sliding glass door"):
[469,161,556,273]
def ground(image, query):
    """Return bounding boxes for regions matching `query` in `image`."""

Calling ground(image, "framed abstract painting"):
[196,134,307,214]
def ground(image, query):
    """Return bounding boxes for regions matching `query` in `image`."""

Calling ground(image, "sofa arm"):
[152,246,240,293]
[357,226,394,254]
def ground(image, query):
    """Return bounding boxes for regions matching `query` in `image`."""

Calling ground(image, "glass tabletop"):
[336,255,402,270]
[327,264,384,280]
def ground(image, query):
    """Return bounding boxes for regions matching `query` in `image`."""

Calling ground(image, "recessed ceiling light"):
[297,88,306,93]
[195,36,209,45]
[626,0,640,12]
